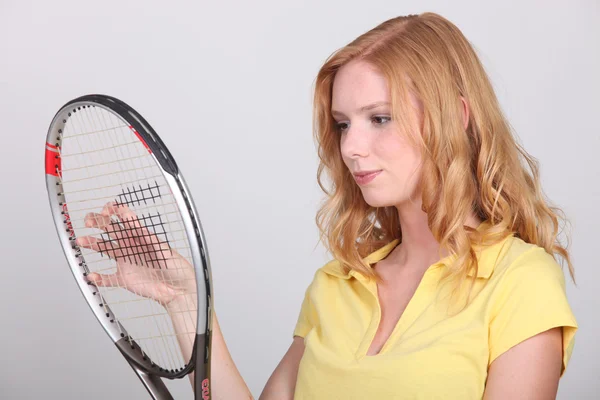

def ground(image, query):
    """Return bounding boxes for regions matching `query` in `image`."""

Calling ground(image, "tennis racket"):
[45,94,213,400]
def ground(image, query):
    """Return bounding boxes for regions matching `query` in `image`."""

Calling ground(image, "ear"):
[460,96,470,130]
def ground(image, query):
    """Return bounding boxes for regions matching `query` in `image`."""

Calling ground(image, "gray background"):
[0,0,598,398]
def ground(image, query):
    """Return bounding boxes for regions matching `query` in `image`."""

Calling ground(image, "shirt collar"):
[321,221,514,280]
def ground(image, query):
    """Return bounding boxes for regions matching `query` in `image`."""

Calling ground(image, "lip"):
[353,170,382,185]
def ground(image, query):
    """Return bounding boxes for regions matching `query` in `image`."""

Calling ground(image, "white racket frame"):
[45,96,213,400]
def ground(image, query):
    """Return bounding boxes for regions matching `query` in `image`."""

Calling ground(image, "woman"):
[80,12,577,399]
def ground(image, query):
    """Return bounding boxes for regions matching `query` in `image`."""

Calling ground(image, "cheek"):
[340,139,351,167]
[375,134,422,180]
[376,132,416,164]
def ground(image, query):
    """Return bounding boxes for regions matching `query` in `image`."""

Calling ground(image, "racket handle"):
[194,333,211,400]
[124,356,174,400]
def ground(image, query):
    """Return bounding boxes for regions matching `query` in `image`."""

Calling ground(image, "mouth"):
[353,170,382,185]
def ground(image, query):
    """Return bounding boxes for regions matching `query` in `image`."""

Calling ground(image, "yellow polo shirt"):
[293,231,577,399]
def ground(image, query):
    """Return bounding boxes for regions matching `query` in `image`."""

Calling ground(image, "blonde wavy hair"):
[313,12,576,298]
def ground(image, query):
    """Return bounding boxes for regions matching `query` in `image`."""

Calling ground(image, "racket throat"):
[117,343,174,400]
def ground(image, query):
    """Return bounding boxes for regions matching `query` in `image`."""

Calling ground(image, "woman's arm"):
[259,336,306,400]
[167,298,304,400]
[166,298,254,400]
[209,313,255,399]
[79,202,290,399]
[483,327,563,400]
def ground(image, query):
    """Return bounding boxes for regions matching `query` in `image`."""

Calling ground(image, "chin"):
[360,191,401,208]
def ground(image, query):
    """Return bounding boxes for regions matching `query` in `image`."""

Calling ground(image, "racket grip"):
[194,333,211,400]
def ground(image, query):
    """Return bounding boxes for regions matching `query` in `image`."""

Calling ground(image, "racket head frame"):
[45,95,213,384]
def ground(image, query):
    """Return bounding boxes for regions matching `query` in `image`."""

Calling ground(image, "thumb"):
[87,272,123,288]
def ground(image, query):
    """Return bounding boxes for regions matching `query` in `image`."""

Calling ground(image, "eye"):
[335,121,349,133]
[372,115,391,125]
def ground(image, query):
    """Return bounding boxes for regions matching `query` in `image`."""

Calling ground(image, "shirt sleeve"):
[293,280,316,339]
[488,246,578,377]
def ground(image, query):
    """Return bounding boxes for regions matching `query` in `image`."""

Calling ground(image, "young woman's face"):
[332,60,424,208]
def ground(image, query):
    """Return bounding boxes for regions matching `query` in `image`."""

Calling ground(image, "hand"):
[76,201,197,307]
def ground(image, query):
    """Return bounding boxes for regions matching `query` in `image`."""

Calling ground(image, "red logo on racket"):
[129,126,152,154]
[201,379,210,399]
[45,142,61,177]
[62,203,75,238]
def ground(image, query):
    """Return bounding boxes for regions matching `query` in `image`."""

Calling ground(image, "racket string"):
[59,124,128,139]
[57,105,198,371]
[62,108,154,363]
[71,108,153,362]
[63,174,164,196]
[92,108,185,371]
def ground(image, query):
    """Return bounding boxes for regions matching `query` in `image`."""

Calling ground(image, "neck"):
[388,198,482,271]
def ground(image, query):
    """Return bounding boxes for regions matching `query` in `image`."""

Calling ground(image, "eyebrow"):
[331,101,390,117]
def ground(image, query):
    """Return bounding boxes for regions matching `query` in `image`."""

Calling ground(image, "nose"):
[340,125,369,160]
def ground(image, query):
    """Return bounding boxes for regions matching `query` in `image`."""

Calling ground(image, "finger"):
[100,201,148,251]
[89,269,171,300]
[112,202,168,251]
[76,235,140,262]
[98,202,146,245]
[76,235,116,258]
[83,211,124,242]
[87,272,125,288]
